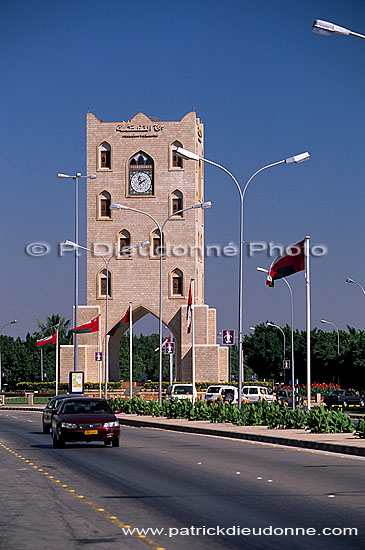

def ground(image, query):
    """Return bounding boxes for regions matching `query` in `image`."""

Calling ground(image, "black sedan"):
[51,397,120,448]
[323,390,364,409]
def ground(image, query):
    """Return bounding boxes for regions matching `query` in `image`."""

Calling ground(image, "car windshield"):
[61,400,112,414]
[207,387,221,393]
[330,391,343,396]
[174,386,193,395]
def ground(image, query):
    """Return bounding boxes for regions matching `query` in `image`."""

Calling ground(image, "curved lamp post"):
[312,20,365,40]
[64,240,149,398]
[257,266,296,409]
[346,277,365,296]
[111,201,212,406]
[0,320,17,392]
[58,172,96,372]
[176,146,310,407]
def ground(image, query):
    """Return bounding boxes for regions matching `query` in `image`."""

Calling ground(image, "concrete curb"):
[118,417,365,458]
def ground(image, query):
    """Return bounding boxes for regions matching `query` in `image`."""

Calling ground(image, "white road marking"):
[27,420,33,423]
[328,494,336,498]
[257,476,262,479]
[197,462,202,464]
[267,480,273,483]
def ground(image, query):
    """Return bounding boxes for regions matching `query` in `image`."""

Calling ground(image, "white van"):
[205,385,238,404]
[242,385,276,404]
[165,384,197,403]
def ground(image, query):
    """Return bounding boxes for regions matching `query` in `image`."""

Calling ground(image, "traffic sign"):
[222,330,234,345]
[283,360,290,369]
[164,342,175,355]
[95,352,103,362]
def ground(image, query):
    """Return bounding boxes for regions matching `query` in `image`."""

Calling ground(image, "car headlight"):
[61,422,77,429]
[104,421,120,428]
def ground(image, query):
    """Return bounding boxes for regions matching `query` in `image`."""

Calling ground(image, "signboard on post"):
[283,360,291,370]
[222,330,234,345]
[164,342,175,355]
[95,352,103,362]
[69,371,84,394]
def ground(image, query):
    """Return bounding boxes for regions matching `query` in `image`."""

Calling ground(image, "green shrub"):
[355,418,365,439]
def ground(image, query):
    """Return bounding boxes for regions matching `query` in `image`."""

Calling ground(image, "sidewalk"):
[1,404,364,457]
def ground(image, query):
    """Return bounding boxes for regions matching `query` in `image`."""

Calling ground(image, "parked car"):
[42,393,80,433]
[51,397,120,448]
[323,390,365,409]
[242,385,276,404]
[165,384,197,403]
[205,385,238,404]
[274,389,300,408]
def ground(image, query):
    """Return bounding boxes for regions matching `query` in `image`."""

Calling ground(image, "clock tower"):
[60,111,228,384]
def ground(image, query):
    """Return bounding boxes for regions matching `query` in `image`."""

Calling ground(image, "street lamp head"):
[193,201,212,209]
[64,240,77,247]
[11,320,17,324]
[312,20,351,37]
[285,152,310,164]
[136,240,150,248]
[88,175,97,179]
[110,202,129,210]
[57,173,72,178]
[345,278,355,284]
[266,322,275,327]
[249,327,255,331]
[256,266,268,273]
[320,319,328,324]
[175,147,200,162]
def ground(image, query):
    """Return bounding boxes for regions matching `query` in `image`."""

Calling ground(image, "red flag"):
[70,316,99,334]
[187,281,192,333]
[108,308,130,336]
[37,333,57,348]
[266,239,305,287]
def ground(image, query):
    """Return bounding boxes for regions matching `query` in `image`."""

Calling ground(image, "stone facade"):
[60,111,228,383]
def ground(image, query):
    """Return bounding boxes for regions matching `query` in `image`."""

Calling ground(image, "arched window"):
[99,142,111,169]
[99,269,111,297]
[119,229,131,256]
[151,229,164,257]
[171,141,183,168]
[128,151,154,195]
[171,269,183,296]
[98,191,111,218]
[171,189,183,216]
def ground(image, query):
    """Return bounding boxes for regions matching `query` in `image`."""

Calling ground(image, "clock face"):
[130,171,152,194]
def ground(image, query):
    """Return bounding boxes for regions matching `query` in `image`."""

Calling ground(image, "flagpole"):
[305,236,311,411]
[169,334,173,386]
[98,314,102,398]
[191,279,196,402]
[55,327,59,396]
[129,302,133,399]
[40,348,43,382]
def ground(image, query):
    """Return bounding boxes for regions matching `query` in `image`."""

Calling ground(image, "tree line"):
[0,315,364,389]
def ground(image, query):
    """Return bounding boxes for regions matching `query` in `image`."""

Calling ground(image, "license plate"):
[84,429,98,435]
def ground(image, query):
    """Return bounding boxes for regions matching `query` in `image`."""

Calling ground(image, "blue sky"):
[1,0,364,339]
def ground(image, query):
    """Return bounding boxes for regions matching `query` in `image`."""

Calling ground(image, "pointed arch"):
[97,190,111,219]
[171,189,183,216]
[118,228,131,257]
[97,268,111,298]
[128,150,154,195]
[170,268,184,297]
[170,140,184,169]
[98,141,112,169]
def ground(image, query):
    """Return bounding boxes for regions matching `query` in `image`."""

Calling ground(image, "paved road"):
[0,411,363,550]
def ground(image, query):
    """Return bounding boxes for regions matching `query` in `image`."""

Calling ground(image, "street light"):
[111,201,212,405]
[257,266,296,409]
[312,20,365,40]
[345,277,365,295]
[320,319,340,355]
[0,320,17,392]
[58,172,96,372]
[64,240,149,398]
[176,146,310,408]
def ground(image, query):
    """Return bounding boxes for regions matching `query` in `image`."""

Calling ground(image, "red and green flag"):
[70,316,99,334]
[187,281,192,333]
[266,239,305,287]
[37,333,57,348]
[108,308,130,336]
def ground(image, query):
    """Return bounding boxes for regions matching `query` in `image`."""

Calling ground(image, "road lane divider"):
[0,442,166,550]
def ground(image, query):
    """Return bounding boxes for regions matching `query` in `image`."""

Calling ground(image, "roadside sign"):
[283,360,290,370]
[95,352,103,361]
[222,330,234,345]
[69,371,84,393]
[164,342,175,355]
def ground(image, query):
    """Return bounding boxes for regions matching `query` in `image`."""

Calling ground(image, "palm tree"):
[36,314,70,340]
